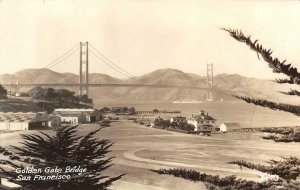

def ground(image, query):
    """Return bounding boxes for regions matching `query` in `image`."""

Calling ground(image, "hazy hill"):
[129,68,198,85]
[0,74,18,84]
[0,69,119,85]
[1,68,299,104]
[89,73,121,83]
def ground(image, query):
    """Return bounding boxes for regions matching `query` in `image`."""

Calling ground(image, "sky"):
[0,0,300,79]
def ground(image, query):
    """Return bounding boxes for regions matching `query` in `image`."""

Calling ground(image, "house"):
[187,110,216,132]
[47,115,61,127]
[54,108,101,124]
[0,112,49,131]
[219,122,241,132]
[99,107,111,113]
[170,116,187,124]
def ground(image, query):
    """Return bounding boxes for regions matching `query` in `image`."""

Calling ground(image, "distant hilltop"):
[0,68,299,104]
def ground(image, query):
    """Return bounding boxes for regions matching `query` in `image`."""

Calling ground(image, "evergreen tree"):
[0,84,8,99]
[0,125,124,190]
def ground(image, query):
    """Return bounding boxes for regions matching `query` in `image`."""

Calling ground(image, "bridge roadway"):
[2,83,212,90]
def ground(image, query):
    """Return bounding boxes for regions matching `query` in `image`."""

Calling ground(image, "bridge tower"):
[79,42,89,96]
[207,63,213,101]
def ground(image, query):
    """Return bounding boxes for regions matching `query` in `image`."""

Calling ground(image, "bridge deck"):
[2,83,213,90]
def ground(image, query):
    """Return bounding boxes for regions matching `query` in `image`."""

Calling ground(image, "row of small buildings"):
[0,108,102,131]
[168,110,241,133]
[0,112,48,131]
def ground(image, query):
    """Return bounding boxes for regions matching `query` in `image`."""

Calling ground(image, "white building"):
[0,112,49,131]
[59,114,84,124]
[187,110,216,132]
[54,108,101,124]
[219,122,241,132]
[170,116,187,124]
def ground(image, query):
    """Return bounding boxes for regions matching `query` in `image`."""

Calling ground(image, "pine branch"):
[221,28,300,84]
[229,157,300,181]
[280,89,300,97]
[234,95,300,116]
[151,168,278,189]
[275,78,294,84]
[96,174,125,189]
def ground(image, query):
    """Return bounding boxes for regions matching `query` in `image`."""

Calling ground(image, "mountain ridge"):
[0,68,299,104]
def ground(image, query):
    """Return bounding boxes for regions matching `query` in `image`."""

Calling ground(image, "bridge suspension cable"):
[42,43,80,69]
[23,43,80,82]
[46,45,79,70]
[89,49,133,80]
[89,42,136,79]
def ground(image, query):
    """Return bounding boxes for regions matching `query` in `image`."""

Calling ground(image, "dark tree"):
[0,84,8,99]
[29,86,45,100]
[44,88,56,101]
[77,94,93,106]
[56,89,75,102]
[121,107,128,114]
[29,87,93,109]
[0,126,124,190]
[128,107,136,114]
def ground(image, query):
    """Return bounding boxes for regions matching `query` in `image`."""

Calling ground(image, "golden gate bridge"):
[2,42,214,101]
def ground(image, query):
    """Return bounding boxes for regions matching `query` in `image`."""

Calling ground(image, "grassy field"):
[91,121,300,189]
[1,120,300,190]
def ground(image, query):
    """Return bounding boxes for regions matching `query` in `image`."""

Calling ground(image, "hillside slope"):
[1,68,299,104]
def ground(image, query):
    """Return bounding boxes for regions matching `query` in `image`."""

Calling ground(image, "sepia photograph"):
[0,0,300,189]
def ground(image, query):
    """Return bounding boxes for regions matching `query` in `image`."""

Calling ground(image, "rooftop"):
[54,108,94,111]
[0,112,48,123]
[192,111,216,121]
[221,122,241,128]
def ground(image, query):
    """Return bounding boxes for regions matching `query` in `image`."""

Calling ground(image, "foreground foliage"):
[228,157,300,182]
[262,133,300,143]
[260,127,300,142]
[151,168,282,190]
[0,126,124,190]
[221,28,300,141]
[260,127,294,135]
